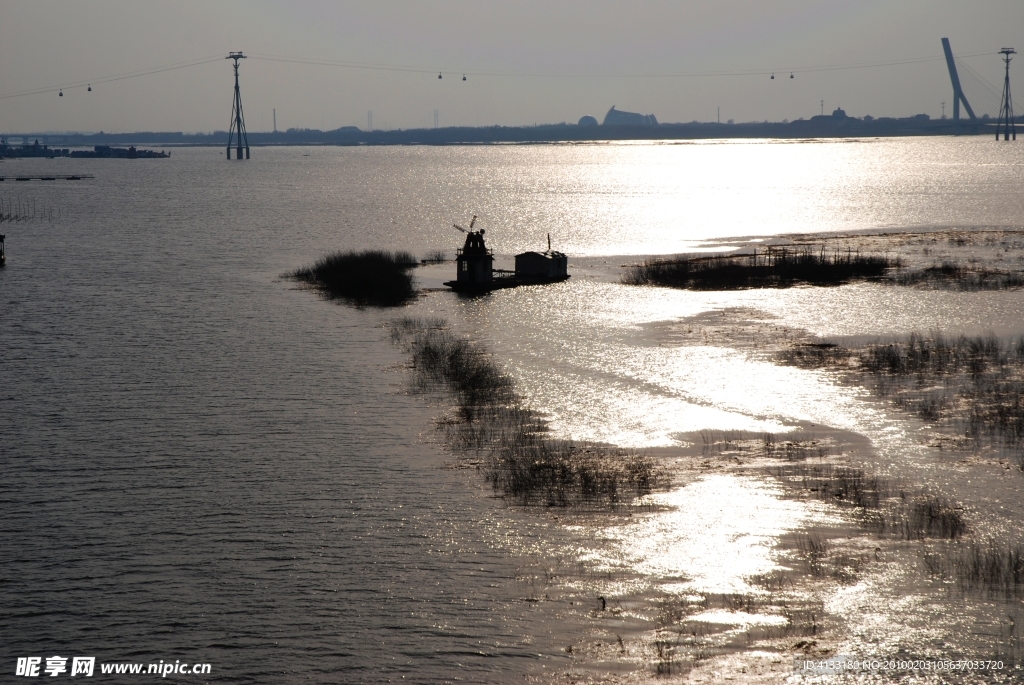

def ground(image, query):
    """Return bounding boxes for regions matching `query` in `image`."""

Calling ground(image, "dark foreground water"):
[2,140,1023,683]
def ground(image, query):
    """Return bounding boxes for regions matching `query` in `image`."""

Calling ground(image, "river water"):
[2,138,1023,683]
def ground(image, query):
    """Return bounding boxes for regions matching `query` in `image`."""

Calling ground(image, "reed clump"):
[781,332,1024,466]
[924,542,1024,597]
[391,318,661,508]
[291,249,418,306]
[761,434,834,462]
[655,591,824,672]
[770,462,966,541]
[421,250,447,264]
[860,331,1018,376]
[892,262,1024,290]
[864,333,1024,462]
[777,343,852,369]
[623,247,895,290]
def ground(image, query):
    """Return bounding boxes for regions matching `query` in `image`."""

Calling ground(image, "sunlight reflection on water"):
[448,280,908,449]
[582,475,837,595]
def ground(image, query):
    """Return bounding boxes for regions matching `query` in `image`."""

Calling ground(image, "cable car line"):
[246,49,996,79]
[0,48,1004,102]
[0,55,225,100]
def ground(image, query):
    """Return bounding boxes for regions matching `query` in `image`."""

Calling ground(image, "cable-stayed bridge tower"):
[226,52,250,160]
[941,38,977,122]
[997,48,1017,141]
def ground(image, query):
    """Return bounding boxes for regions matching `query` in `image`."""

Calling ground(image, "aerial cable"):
[248,49,996,79]
[955,57,1004,116]
[0,55,225,100]
[0,47,1005,102]
[956,58,1004,99]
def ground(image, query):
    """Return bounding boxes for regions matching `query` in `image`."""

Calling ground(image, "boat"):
[443,217,569,292]
[69,145,170,159]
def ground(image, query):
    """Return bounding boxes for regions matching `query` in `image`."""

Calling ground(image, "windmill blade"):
[469,215,477,229]
[452,223,467,233]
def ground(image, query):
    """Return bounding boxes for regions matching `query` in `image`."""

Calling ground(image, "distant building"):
[602,106,658,126]
[810,108,851,123]
[578,115,598,126]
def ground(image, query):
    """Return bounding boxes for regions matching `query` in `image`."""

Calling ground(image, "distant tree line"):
[12,115,1010,147]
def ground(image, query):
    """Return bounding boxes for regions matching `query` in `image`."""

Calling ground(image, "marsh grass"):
[795,532,864,583]
[290,249,418,306]
[761,433,831,461]
[421,250,447,264]
[624,247,895,290]
[924,543,1024,598]
[391,317,661,508]
[654,590,824,674]
[779,332,1024,468]
[771,463,966,541]
[778,343,851,369]
[892,262,1024,290]
[797,532,830,574]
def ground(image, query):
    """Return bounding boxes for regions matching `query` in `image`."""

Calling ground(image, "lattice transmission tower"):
[997,48,1017,141]
[226,52,250,159]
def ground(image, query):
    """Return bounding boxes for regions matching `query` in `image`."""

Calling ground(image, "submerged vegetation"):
[291,249,418,306]
[623,248,895,290]
[390,317,661,507]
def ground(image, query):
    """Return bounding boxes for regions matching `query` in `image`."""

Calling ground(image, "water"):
[2,138,1023,682]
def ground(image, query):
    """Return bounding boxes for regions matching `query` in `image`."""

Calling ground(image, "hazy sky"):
[1,1,1021,133]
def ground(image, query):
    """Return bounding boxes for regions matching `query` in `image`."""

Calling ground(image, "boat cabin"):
[515,250,568,279]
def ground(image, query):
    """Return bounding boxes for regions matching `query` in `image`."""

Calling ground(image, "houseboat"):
[443,218,569,292]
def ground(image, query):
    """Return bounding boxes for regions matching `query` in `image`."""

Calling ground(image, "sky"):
[0,0,1021,133]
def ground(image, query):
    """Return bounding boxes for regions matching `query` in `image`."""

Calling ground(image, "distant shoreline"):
[4,116,1015,148]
